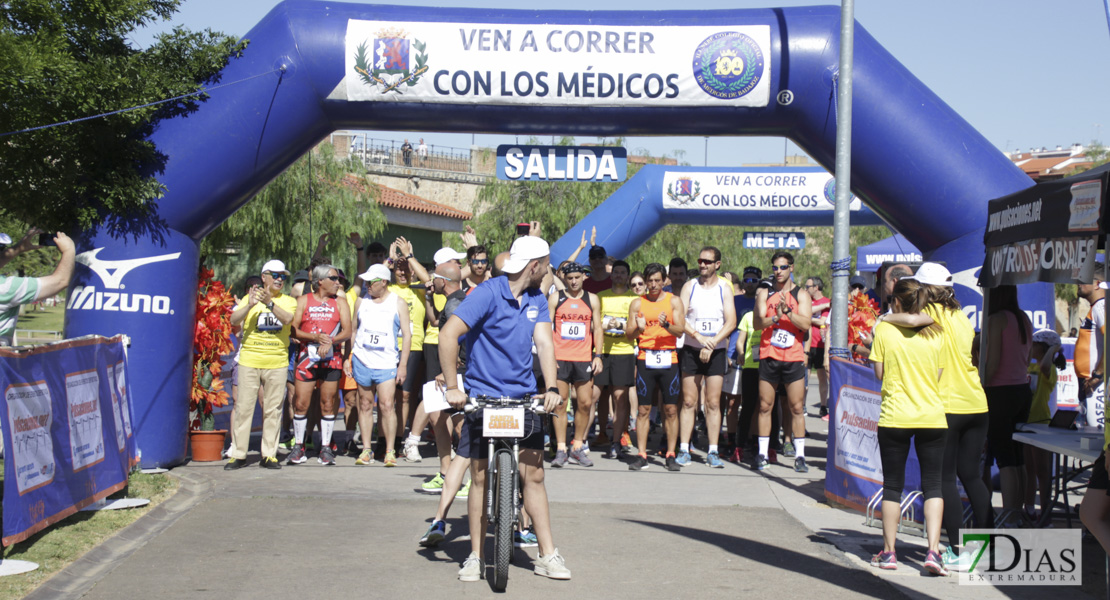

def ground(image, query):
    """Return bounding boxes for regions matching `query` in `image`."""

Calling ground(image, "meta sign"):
[496,145,627,182]
[743,231,806,249]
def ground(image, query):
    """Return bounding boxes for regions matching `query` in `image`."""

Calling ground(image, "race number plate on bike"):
[560,321,586,340]
[644,349,672,369]
[256,311,282,332]
[770,328,795,349]
[696,318,722,336]
[482,407,525,438]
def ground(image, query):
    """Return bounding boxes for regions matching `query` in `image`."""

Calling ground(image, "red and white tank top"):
[553,291,593,362]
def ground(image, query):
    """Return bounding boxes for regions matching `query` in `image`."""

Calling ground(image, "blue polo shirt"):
[452,276,550,398]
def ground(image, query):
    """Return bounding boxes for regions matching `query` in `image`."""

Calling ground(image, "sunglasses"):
[631,281,646,286]
[265,272,288,281]
[697,258,717,265]
[432,273,451,281]
[742,278,759,284]
[470,258,489,265]
[851,284,864,290]
[326,275,341,282]
[770,264,791,271]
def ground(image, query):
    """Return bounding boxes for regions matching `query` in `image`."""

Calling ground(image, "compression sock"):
[320,415,335,447]
[293,415,307,444]
[793,438,805,458]
[758,436,770,459]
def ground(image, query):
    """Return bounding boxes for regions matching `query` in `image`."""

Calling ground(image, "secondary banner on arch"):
[345,20,771,107]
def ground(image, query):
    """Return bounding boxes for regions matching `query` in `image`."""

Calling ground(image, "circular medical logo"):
[823,177,837,205]
[692,32,765,100]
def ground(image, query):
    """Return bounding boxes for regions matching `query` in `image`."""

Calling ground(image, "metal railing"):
[332,132,487,175]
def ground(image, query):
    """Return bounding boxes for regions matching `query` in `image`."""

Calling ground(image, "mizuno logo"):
[76,248,180,290]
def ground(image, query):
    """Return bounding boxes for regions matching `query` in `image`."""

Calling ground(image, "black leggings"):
[737,368,780,447]
[941,412,991,549]
[877,426,947,503]
[985,384,1032,468]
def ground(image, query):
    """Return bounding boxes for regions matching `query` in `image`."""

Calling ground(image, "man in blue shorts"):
[439,235,571,582]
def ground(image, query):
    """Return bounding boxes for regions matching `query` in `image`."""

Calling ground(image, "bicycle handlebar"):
[463,395,550,415]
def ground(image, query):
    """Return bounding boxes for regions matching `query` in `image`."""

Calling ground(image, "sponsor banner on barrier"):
[0,336,136,546]
[979,237,1098,288]
[825,358,922,515]
[661,171,864,211]
[345,20,771,107]
[496,145,626,182]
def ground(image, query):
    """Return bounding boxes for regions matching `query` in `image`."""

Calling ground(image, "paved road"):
[26,382,1107,599]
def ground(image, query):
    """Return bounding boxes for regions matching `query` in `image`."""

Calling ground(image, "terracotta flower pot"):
[189,429,227,462]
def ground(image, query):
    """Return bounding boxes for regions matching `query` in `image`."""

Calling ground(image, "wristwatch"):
[406,253,414,259]
[266,301,274,311]
[784,306,793,315]
[546,386,559,395]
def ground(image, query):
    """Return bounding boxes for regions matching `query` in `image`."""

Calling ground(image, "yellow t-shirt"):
[598,288,637,355]
[1027,363,1057,425]
[423,292,447,345]
[236,293,298,369]
[925,304,987,415]
[871,321,947,428]
[389,284,426,351]
[739,311,762,369]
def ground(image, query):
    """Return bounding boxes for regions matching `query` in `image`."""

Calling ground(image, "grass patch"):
[0,471,178,600]
[14,303,65,342]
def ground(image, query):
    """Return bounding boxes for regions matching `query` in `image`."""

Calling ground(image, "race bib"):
[362,331,388,351]
[770,329,796,349]
[560,321,586,340]
[256,311,282,332]
[644,349,672,370]
[696,318,723,336]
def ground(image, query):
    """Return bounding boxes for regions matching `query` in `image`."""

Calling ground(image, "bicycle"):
[464,395,549,591]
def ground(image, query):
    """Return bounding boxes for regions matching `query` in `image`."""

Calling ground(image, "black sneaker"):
[224,458,248,471]
[666,456,681,472]
[753,454,770,471]
[605,444,619,460]
[818,406,829,418]
[628,455,649,471]
[287,444,307,465]
[259,456,282,470]
[794,456,809,473]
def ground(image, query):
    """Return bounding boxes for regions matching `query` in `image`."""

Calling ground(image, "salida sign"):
[496,145,626,182]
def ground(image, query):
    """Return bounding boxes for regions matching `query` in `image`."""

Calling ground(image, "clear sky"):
[133,0,1110,167]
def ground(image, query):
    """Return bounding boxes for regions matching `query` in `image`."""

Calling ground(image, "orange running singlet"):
[637,292,678,364]
[759,287,805,363]
[553,291,594,362]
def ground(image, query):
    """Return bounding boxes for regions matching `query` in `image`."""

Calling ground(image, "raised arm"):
[395,236,430,284]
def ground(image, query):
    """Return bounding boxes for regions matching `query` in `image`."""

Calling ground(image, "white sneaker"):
[403,440,422,462]
[534,548,571,580]
[458,552,483,582]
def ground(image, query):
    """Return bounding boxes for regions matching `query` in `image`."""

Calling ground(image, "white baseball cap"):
[1032,329,1061,347]
[261,259,290,275]
[358,263,392,282]
[502,237,550,274]
[434,247,467,266]
[906,262,952,287]
[0,233,11,245]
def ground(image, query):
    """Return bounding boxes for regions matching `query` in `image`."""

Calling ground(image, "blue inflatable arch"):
[65,1,1044,467]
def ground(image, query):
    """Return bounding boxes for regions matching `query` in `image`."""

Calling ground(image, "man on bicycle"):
[439,235,571,582]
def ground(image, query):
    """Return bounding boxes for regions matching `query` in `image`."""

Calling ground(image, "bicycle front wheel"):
[492,450,514,591]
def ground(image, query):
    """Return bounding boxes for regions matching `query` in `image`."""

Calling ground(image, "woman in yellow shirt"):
[869,278,947,576]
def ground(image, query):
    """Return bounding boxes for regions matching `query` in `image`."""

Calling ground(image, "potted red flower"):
[189,266,235,461]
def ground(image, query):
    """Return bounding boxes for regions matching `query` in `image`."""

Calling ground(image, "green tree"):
[0,1,246,234]
[200,143,386,286]
[0,215,58,278]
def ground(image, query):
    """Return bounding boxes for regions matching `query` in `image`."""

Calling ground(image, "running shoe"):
[384,449,397,467]
[753,454,770,471]
[458,552,483,582]
[605,444,619,460]
[783,441,796,458]
[420,472,445,493]
[278,434,294,451]
[403,440,422,462]
[730,447,743,464]
[456,479,470,498]
[819,406,829,420]
[923,550,949,576]
[551,449,569,468]
[514,529,539,548]
[870,550,897,570]
[769,448,777,464]
[706,451,724,468]
[675,450,691,466]
[620,432,632,449]
[420,520,446,548]
[794,456,809,473]
[259,456,282,470]
[533,549,571,580]
[568,446,593,467]
[318,446,336,465]
[628,455,650,471]
[944,543,980,572]
[666,455,681,472]
[223,458,247,471]
[356,449,375,466]
[286,444,307,465]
